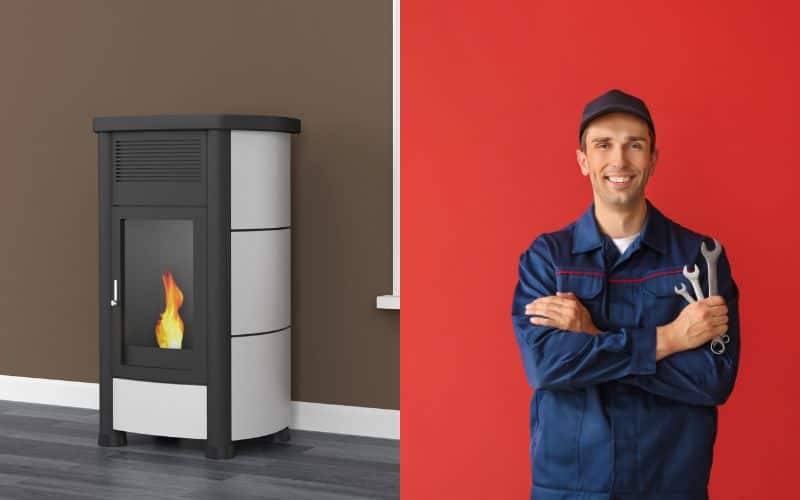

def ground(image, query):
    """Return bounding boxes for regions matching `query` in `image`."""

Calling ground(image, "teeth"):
[608,176,631,183]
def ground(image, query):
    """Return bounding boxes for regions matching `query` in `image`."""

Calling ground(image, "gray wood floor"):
[0,400,399,500]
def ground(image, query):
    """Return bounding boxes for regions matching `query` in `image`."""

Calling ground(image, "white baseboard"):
[0,375,100,409]
[291,401,399,439]
[0,375,399,440]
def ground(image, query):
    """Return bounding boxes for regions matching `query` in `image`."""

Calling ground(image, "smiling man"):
[511,89,740,500]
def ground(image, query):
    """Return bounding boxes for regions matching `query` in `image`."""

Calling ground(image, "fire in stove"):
[155,271,184,349]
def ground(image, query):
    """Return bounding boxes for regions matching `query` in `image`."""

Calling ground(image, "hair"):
[580,126,656,154]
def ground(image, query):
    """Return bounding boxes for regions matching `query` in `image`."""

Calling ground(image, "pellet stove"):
[94,115,300,459]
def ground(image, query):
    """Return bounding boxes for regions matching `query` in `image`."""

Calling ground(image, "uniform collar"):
[572,198,668,255]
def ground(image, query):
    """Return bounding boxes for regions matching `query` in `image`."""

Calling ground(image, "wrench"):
[701,238,722,296]
[683,264,705,301]
[675,279,729,352]
[674,282,696,304]
[701,238,730,348]
[684,261,728,354]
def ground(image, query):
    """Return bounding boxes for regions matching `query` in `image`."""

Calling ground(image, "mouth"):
[604,174,635,189]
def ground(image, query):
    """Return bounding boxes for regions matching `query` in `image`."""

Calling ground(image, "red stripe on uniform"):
[609,269,683,283]
[556,269,683,283]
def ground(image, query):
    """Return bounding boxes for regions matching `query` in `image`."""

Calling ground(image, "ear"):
[576,148,589,176]
[650,148,659,176]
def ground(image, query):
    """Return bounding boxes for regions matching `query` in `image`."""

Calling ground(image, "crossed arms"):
[511,236,740,406]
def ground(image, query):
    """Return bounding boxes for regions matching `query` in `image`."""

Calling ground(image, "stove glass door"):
[111,206,206,384]
[124,219,194,351]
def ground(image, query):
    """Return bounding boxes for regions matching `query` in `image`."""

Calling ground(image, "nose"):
[609,144,627,169]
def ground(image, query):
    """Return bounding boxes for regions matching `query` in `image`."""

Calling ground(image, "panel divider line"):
[231,227,290,232]
[231,326,291,338]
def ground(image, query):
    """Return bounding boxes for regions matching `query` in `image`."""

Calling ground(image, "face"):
[575,112,658,210]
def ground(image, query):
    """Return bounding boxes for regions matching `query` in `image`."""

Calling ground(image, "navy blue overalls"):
[511,199,740,500]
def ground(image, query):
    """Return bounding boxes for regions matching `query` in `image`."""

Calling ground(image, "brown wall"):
[0,0,398,410]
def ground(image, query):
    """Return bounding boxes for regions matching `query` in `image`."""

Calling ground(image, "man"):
[511,89,740,500]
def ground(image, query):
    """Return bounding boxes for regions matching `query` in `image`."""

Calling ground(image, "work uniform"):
[511,199,740,500]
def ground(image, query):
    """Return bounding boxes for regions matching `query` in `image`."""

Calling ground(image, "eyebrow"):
[591,136,648,143]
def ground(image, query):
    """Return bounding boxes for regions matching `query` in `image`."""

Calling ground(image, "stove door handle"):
[110,279,119,307]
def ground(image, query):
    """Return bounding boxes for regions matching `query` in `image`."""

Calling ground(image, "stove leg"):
[206,440,235,460]
[276,427,291,442]
[98,430,127,447]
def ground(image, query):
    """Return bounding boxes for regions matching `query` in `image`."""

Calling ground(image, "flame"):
[155,271,184,349]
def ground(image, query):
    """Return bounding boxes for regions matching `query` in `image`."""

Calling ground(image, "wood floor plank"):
[184,473,397,500]
[0,400,399,499]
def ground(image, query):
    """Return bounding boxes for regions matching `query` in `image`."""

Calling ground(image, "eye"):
[596,143,609,149]
[631,142,643,150]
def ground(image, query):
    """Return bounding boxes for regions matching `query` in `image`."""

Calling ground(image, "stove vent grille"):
[114,136,202,183]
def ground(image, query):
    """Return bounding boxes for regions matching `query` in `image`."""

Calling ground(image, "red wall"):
[401,1,799,498]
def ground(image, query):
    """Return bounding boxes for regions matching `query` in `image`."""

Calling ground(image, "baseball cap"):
[579,89,655,143]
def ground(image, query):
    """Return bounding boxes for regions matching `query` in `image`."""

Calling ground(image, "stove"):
[94,115,300,459]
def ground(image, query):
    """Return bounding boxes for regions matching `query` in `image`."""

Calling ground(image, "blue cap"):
[579,89,655,142]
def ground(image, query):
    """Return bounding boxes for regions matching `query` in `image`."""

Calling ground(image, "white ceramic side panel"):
[231,130,290,230]
[231,329,291,441]
[113,378,207,439]
[231,229,290,335]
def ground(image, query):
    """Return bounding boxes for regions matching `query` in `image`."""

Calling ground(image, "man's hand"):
[524,292,602,334]
[657,296,729,360]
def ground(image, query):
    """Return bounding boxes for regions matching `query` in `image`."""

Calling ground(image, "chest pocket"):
[556,270,604,320]
[640,269,687,327]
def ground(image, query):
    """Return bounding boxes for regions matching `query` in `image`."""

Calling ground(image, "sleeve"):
[511,236,657,391]
[616,244,741,407]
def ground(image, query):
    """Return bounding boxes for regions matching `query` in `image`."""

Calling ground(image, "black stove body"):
[95,115,300,459]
